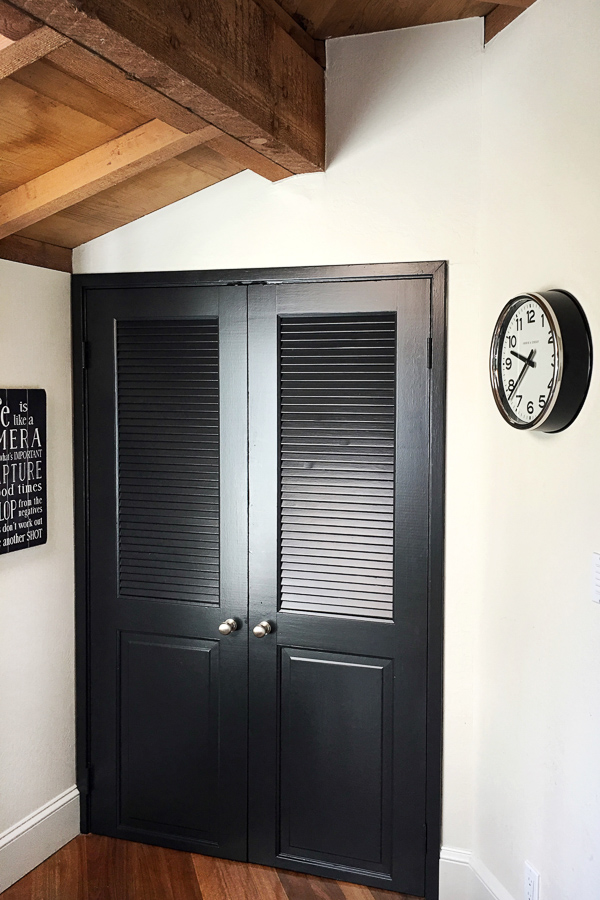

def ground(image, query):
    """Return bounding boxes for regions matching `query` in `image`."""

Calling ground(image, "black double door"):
[83,273,434,896]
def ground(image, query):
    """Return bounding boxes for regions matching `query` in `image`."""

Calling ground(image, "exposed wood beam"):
[0,25,68,78]
[0,0,38,39]
[0,118,220,239]
[0,234,72,271]
[5,0,325,174]
[46,42,208,135]
[492,0,536,6]
[485,2,536,42]
[252,0,325,67]
[207,133,291,182]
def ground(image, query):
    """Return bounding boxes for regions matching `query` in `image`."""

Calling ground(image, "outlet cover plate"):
[593,552,600,603]
[525,861,540,900]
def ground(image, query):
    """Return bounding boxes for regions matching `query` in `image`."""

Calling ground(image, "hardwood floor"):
[1,835,422,900]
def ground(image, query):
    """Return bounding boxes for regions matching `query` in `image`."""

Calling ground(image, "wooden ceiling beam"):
[492,0,536,6]
[0,25,68,78]
[5,0,325,174]
[206,133,291,182]
[46,42,208,134]
[0,118,220,239]
[45,44,294,180]
[485,3,535,41]
[0,0,38,39]
[252,0,325,67]
[0,234,72,272]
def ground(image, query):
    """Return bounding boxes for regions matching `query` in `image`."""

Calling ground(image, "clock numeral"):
[504,356,512,370]
[548,333,554,344]
[516,394,523,408]
[541,313,545,328]
[539,394,546,409]
[527,310,535,324]
[507,379,515,392]
[509,335,517,348]
[516,317,523,331]
[548,380,553,390]
[527,401,534,415]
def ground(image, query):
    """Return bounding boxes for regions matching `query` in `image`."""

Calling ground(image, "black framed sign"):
[0,389,47,554]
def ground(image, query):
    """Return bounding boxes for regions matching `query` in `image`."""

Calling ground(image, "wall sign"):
[0,389,47,554]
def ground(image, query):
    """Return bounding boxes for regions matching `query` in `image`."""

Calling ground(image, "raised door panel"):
[248,277,431,895]
[279,648,393,873]
[86,286,248,859]
[120,634,220,843]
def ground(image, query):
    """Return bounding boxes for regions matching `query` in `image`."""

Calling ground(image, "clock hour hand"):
[508,349,536,400]
[511,350,536,368]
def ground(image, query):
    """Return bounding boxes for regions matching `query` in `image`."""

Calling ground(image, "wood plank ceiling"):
[0,0,537,273]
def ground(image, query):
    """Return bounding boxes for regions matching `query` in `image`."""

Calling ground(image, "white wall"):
[476,1,600,898]
[75,1,600,897]
[0,259,78,892]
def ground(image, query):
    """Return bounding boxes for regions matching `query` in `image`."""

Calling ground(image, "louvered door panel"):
[86,285,248,859]
[116,319,219,604]
[279,313,396,619]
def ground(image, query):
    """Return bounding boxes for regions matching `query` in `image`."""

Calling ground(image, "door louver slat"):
[117,319,219,604]
[279,313,396,620]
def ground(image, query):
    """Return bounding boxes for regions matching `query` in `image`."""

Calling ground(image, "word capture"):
[0,389,47,554]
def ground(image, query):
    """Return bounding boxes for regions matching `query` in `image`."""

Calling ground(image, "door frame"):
[72,261,446,900]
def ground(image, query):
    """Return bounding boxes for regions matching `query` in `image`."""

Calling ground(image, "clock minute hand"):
[511,350,537,368]
[508,349,536,400]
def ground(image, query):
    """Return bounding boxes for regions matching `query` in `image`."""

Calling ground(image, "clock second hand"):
[509,349,536,400]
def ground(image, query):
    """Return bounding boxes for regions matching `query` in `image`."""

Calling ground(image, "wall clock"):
[490,289,592,432]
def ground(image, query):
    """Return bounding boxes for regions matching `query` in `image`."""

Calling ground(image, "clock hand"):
[511,350,537,368]
[508,349,536,400]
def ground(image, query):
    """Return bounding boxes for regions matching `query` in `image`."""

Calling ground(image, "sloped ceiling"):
[0,0,536,272]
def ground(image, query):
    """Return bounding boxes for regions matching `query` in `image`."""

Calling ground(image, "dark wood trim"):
[0,234,72,272]
[72,261,446,898]
[72,261,444,292]
[71,284,91,831]
[424,261,446,900]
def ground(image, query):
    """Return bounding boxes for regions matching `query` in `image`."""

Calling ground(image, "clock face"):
[493,296,561,428]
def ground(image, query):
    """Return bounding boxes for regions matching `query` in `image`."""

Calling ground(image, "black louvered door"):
[248,279,431,896]
[82,272,436,898]
[85,286,248,858]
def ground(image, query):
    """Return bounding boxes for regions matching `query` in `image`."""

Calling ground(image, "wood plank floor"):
[1,835,422,900]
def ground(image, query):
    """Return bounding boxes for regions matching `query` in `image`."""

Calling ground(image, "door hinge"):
[82,341,90,369]
[79,765,94,795]
[427,337,433,369]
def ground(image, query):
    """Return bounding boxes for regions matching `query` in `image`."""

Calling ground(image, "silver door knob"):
[219,618,238,635]
[253,621,272,638]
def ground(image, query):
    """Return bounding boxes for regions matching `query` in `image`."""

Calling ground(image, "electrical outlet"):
[593,552,600,603]
[525,862,540,900]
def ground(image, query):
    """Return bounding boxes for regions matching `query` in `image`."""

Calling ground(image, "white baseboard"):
[440,846,516,900]
[0,786,80,893]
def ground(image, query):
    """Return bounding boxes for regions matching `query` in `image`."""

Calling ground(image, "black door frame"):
[72,261,446,900]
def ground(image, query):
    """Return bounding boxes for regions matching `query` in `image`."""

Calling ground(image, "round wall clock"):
[490,289,592,432]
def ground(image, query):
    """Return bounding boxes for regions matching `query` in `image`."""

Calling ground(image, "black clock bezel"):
[490,289,592,433]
